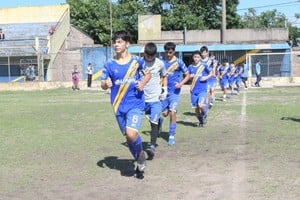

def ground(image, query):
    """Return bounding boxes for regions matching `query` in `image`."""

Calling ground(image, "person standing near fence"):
[242,62,249,89]
[86,63,93,88]
[0,28,5,40]
[255,61,262,87]
[72,65,80,90]
[100,30,151,178]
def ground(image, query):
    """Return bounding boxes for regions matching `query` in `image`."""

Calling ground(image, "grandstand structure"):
[0,4,94,82]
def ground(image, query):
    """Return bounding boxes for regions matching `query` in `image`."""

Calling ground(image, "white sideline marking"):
[231,90,247,199]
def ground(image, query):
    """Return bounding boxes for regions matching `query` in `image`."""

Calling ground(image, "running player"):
[228,62,237,98]
[235,63,244,95]
[218,58,230,102]
[207,53,220,108]
[159,42,190,145]
[100,30,151,178]
[188,50,212,127]
[143,42,167,159]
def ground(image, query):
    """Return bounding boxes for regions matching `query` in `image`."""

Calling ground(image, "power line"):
[237,0,300,11]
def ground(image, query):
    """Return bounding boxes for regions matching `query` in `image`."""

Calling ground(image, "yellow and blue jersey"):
[188,60,212,94]
[101,55,146,113]
[160,56,188,95]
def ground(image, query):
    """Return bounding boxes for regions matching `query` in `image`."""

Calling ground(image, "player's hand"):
[135,81,144,91]
[175,82,182,88]
[106,78,112,88]
[159,87,168,101]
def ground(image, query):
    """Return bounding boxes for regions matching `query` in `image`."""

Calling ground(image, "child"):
[188,49,212,127]
[71,65,80,90]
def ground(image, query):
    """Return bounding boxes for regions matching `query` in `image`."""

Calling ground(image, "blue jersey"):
[160,56,188,95]
[188,61,211,94]
[219,64,230,81]
[101,55,146,113]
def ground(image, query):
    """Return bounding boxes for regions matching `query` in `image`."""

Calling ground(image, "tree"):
[67,0,112,45]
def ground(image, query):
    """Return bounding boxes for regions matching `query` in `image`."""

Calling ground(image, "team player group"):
[100,30,247,178]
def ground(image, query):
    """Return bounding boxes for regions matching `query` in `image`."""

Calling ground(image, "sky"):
[0,0,299,26]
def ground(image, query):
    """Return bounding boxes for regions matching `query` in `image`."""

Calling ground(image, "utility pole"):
[221,0,226,44]
[109,0,113,57]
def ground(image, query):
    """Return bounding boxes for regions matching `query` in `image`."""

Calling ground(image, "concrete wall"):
[49,26,94,82]
[0,4,69,24]
[139,28,289,45]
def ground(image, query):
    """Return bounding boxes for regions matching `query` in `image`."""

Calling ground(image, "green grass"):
[0,87,299,199]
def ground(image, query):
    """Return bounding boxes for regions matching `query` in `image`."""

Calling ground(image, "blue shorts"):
[236,77,242,86]
[115,108,144,135]
[190,92,207,108]
[228,77,236,87]
[162,93,180,113]
[208,78,217,90]
[145,101,162,124]
[220,79,229,89]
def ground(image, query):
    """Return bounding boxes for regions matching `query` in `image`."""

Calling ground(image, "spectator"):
[0,28,5,40]
[86,63,93,88]
[72,65,80,90]
[48,26,55,36]
[254,61,262,87]
[25,65,35,81]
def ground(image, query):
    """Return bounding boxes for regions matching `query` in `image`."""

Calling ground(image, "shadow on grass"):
[97,156,136,177]
[281,117,300,123]
[182,111,194,116]
[177,120,198,127]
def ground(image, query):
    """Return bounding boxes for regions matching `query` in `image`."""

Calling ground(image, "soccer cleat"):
[137,151,146,172]
[168,136,175,145]
[209,102,213,109]
[222,98,227,102]
[134,167,144,179]
[145,145,155,160]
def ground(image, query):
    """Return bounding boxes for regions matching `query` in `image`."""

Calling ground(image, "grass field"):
[0,86,299,199]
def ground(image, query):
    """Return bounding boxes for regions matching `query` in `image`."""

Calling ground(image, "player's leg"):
[168,94,179,145]
[145,102,162,159]
[125,109,146,177]
[198,92,209,127]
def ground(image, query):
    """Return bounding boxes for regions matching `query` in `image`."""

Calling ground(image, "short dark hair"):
[200,46,208,53]
[164,42,176,51]
[144,42,157,56]
[222,58,228,65]
[112,30,131,42]
[192,50,201,57]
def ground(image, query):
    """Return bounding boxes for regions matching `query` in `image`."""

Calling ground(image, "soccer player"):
[228,63,237,98]
[159,42,190,145]
[142,42,167,159]
[235,63,244,95]
[218,58,230,102]
[206,52,219,108]
[188,50,212,127]
[100,30,151,178]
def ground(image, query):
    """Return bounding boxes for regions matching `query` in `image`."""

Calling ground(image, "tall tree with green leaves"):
[67,0,112,45]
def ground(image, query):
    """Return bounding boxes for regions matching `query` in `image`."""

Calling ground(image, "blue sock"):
[197,115,203,123]
[203,103,209,115]
[169,123,176,136]
[132,135,143,160]
[127,142,137,160]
